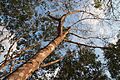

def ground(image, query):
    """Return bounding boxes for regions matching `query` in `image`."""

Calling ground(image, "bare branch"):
[6,27,70,80]
[64,39,109,49]
[69,17,120,28]
[69,33,109,40]
[40,49,74,68]
[48,12,60,21]
[0,42,40,70]
[48,10,98,36]
[40,57,63,68]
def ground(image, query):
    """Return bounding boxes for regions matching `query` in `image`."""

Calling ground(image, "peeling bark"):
[6,28,70,80]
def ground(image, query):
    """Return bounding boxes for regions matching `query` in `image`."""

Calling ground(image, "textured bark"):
[7,28,70,80]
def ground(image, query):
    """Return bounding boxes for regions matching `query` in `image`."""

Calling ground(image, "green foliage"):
[0,0,35,32]
[55,48,107,80]
[30,47,108,80]
[104,40,120,79]
[94,0,102,8]
[0,0,33,17]
[0,0,118,80]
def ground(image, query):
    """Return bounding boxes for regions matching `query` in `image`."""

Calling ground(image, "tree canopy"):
[0,0,120,80]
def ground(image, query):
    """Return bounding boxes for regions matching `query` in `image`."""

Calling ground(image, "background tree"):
[104,39,120,79]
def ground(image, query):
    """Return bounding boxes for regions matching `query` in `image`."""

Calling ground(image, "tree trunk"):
[7,28,70,80]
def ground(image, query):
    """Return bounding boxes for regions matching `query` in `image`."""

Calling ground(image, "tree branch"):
[64,39,109,49]
[40,49,74,68]
[48,10,98,36]
[6,27,70,80]
[69,33,109,40]
[40,57,64,68]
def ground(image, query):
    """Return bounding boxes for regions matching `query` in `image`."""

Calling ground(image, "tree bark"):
[6,28,70,80]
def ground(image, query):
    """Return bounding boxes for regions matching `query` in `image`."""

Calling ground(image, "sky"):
[33,0,120,79]
[0,0,120,79]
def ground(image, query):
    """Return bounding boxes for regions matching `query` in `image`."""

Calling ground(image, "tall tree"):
[0,0,120,80]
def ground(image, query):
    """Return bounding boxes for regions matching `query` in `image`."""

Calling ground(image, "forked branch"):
[48,10,97,36]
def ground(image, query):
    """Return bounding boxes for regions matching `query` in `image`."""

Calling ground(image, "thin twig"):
[64,39,109,49]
